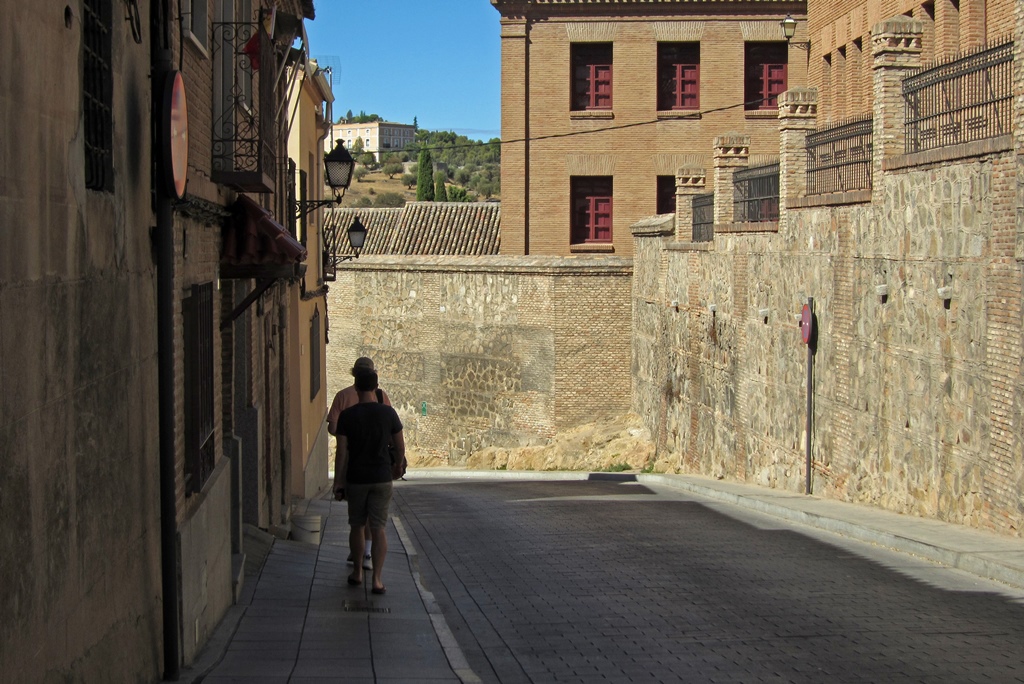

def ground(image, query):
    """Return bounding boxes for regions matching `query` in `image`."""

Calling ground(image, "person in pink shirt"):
[327,356,391,569]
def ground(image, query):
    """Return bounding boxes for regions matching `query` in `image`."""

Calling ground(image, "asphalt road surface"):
[393,477,1024,684]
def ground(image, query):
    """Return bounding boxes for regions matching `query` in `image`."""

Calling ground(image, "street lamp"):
[343,216,367,261]
[780,15,810,50]
[294,140,356,219]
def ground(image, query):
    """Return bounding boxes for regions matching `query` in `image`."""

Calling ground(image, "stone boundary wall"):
[326,256,634,464]
[632,11,1024,535]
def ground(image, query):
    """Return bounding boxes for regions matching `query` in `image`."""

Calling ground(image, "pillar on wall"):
[777,88,818,212]
[871,16,923,202]
[673,166,707,241]
[1015,0,1024,161]
[712,134,750,226]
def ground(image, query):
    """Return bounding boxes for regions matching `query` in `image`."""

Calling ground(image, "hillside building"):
[330,120,416,161]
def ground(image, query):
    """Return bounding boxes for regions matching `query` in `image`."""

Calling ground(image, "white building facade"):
[330,121,416,160]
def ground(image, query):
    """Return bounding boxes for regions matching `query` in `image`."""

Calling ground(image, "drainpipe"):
[152,0,181,678]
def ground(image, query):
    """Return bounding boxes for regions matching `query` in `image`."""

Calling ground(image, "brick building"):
[809,0,1015,122]
[491,0,807,256]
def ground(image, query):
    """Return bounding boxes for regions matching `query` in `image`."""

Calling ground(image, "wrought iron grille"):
[691,192,714,242]
[806,117,873,195]
[83,0,113,191]
[903,40,1013,154]
[733,162,779,223]
[211,20,278,191]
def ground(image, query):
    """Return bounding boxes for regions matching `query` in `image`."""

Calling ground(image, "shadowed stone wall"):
[326,256,633,464]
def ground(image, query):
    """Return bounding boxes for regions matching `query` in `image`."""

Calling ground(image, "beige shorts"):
[346,482,393,530]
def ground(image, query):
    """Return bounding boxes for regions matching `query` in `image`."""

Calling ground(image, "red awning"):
[221,195,307,279]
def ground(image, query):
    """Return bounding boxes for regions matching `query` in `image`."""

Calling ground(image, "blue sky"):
[304,1,502,141]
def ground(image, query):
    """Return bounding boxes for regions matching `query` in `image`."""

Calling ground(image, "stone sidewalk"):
[179,494,474,683]
[177,469,1024,683]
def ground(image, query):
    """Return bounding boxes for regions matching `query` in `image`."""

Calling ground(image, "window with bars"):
[184,282,215,496]
[744,43,788,110]
[310,308,321,402]
[571,44,613,111]
[571,177,613,244]
[656,176,677,215]
[83,0,113,192]
[657,43,700,111]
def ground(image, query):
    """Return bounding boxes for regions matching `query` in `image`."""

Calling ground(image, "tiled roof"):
[325,202,501,256]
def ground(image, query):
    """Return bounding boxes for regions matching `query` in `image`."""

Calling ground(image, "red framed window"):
[571,177,613,243]
[657,43,700,111]
[571,43,613,111]
[744,43,788,110]
[656,176,677,215]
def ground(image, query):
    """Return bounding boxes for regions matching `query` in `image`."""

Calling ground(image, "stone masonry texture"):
[326,257,633,465]
[632,7,1024,536]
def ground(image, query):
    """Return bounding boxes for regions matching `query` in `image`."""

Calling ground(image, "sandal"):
[371,585,386,595]
[347,575,362,586]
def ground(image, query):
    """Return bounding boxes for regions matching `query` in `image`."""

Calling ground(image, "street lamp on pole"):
[294,140,356,219]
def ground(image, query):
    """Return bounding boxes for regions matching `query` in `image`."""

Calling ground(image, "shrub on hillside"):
[374,192,406,208]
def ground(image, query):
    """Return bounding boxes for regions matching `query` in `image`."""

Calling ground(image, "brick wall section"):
[326,257,633,463]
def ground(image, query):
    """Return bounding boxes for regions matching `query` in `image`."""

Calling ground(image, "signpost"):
[800,298,815,494]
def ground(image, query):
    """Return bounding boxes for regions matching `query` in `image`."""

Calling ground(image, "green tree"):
[359,152,376,168]
[345,109,353,122]
[416,149,434,201]
[401,173,417,189]
[383,162,403,179]
[447,185,473,202]
[434,171,448,202]
[353,166,369,182]
[374,192,406,208]
[351,137,364,155]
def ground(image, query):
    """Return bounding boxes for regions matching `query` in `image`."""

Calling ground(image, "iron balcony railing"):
[806,117,873,195]
[211,20,278,192]
[691,192,714,242]
[733,162,779,223]
[903,39,1013,154]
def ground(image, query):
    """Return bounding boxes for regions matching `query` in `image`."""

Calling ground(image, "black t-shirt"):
[337,402,403,484]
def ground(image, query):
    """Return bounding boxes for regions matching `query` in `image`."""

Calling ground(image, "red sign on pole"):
[800,303,814,344]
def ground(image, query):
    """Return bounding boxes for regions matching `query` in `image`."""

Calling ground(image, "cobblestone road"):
[393,478,1024,684]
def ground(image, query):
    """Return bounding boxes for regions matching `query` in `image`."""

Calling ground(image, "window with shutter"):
[571,44,613,111]
[571,177,613,244]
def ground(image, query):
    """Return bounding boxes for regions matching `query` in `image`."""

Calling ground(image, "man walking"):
[328,356,392,570]
[333,368,405,595]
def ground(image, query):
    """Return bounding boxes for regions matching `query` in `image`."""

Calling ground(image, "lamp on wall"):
[294,141,356,219]
[340,217,368,262]
[780,15,811,50]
